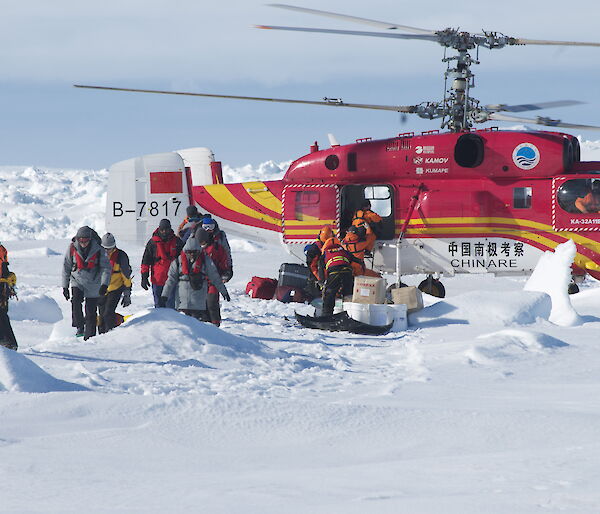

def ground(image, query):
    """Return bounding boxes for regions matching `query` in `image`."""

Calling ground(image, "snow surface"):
[1,153,600,513]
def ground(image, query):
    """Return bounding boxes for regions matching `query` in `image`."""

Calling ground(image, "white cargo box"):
[343,302,408,331]
[352,276,387,304]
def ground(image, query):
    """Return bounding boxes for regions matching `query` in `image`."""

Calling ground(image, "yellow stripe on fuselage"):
[243,181,283,214]
[204,184,281,226]
[285,219,335,227]
[403,216,600,251]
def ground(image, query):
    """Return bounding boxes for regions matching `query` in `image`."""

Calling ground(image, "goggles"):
[77,237,91,243]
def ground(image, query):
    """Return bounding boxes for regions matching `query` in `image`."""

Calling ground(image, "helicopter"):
[76,4,600,297]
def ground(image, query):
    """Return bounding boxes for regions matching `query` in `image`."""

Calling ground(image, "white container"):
[342,302,408,331]
[388,304,408,331]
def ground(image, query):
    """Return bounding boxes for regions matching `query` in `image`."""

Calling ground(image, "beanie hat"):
[158,218,171,230]
[186,205,199,217]
[76,226,92,239]
[195,228,212,245]
[183,236,202,252]
[101,233,116,249]
[201,217,217,231]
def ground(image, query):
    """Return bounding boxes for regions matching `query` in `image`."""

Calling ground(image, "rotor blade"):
[268,4,435,35]
[73,85,417,113]
[485,100,585,113]
[256,25,440,42]
[510,37,600,47]
[488,112,600,130]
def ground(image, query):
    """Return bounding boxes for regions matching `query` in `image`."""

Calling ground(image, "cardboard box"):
[390,286,424,314]
[352,275,386,304]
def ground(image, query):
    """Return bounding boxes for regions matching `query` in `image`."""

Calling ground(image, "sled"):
[295,311,393,335]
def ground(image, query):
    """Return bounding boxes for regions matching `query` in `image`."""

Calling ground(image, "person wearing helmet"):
[160,236,230,321]
[194,216,233,273]
[177,205,203,242]
[62,226,111,339]
[140,219,184,308]
[342,226,381,278]
[351,199,383,252]
[0,242,18,350]
[303,225,334,298]
[98,233,132,334]
[318,237,354,317]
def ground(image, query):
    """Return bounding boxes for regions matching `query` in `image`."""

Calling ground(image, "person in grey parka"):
[62,226,111,340]
[160,237,230,321]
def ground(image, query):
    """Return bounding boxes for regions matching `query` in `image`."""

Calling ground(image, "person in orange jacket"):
[305,225,333,279]
[342,226,381,278]
[318,237,355,316]
[351,200,383,252]
[303,225,334,299]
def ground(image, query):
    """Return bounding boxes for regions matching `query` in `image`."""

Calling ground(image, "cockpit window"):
[557,179,600,214]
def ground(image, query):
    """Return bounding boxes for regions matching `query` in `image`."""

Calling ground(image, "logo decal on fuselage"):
[512,143,540,170]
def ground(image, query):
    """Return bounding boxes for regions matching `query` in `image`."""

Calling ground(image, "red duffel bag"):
[245,277,278,300]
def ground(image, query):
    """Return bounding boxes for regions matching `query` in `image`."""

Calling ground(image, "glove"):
[222,290,231,302]
[99,284,108,296]
[63,287,70,301]
[158,296,167,308]
[141,272,150,290]
[121,288,131,307]
[221,268,233,283]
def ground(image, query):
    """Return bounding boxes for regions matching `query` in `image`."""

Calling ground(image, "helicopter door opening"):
[282,184,339,243]
[554,177,600,231]
[340,184,395,239]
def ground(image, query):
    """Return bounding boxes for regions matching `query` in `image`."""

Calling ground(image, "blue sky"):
[2,0,600,169]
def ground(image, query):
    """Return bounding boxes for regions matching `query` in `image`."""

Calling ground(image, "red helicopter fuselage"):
[194,128,600,281]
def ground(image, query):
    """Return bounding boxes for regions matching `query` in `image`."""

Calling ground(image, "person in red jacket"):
[196,228,232,326]
[140,219,184,308]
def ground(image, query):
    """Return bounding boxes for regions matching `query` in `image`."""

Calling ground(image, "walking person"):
[177,205,203,242]
[160,237,230,321]
[140,219,184,308]
[194,216,233,274]
[62,226,111,340]
[0,242,18,350]
[98,233,132,334]
[196,228,232,326]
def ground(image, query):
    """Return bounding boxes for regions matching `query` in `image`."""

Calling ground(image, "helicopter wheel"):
[418,276,446,298]
[567,282,580,295]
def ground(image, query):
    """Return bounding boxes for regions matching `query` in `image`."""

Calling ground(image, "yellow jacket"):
[107,248,132,292]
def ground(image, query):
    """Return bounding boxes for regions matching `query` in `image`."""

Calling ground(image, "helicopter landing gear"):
[569,273,585,295]
[418,275,446,298]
